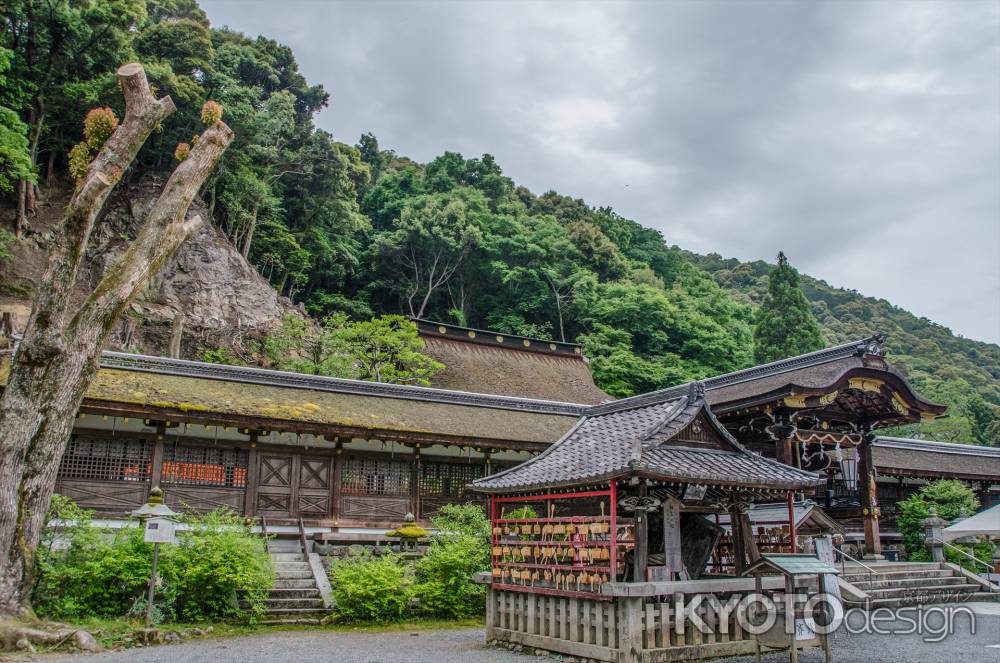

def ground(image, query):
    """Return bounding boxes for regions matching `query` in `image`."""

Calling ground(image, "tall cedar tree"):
[753,252,824,364]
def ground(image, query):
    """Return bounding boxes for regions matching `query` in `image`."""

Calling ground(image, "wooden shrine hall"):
[1,324,959,558]
[470,382,832,663]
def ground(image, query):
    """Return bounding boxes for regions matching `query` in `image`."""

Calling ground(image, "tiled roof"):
[588,333,943,418]
[472,383,824,494]
[873,436,1000,480]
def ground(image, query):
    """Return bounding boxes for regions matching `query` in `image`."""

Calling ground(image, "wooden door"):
[297,456,331,517]
[254,453,332,519]
[256,454,294,517]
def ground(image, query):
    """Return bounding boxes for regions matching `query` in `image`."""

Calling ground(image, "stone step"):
[270,552,306,562]
[842,569,954,584]
[275,578,317,590]
[274,561,313,574]
[863,583,983,600]
[260,607,332,618]
[267,542,304,553]
[268,587,320,599]
[264,597,326,610]
[849,591,1000,609]
[842,562,943,572]
[259,617,325,626]
[851,575,967,591]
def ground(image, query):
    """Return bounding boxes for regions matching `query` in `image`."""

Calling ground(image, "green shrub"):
[33,498,273,622]
[897,479,995,570]
[414,533,488,618]
[161,509,274,621]
[34,499,152,619]
[431,503,490,542]
[329,552,413,622]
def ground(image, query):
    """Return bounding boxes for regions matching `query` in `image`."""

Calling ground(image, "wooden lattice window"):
[58,436,152,483]
[419,460,484,498]
[342,456,411,496]
[162,444,248,488]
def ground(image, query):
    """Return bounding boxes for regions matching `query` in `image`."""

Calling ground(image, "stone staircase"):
[260,536,333,625]
[840,561,1000,608]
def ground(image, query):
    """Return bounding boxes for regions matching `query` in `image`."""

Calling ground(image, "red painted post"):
[610,480,618,581]
[787,491,797,553]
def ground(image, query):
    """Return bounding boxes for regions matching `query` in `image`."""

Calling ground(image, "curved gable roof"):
[472,383,823,494]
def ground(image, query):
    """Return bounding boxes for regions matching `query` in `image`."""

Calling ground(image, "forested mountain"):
[1,0,996,444]
[691,253,1000,444]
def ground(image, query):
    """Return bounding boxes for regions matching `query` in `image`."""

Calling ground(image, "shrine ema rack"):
[489,485,635,600]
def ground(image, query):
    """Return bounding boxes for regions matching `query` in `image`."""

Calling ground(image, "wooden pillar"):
[617,596,644,663]
[858,425,883,558]
[729,498,747,575]
[786,491,797,553]
[773,417,795,466]
[410,445,421,518]
[632,483,649,582]
[741,509,760,565]
[663,496,685,580]
[243,431,259,516]
[149,423,165,491]
[330,441,343,524]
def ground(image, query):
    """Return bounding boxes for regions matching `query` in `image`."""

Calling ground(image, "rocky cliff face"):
[0,177,303,359]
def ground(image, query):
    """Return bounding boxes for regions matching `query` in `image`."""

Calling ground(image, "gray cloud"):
[201,0,999,344]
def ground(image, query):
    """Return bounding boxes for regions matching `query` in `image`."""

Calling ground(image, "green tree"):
[964,394,999,447]
[896,480,994,569]
[753,251,824,363]
[372,190,485,318]
[0,48,32,198]
[261,314,443,386]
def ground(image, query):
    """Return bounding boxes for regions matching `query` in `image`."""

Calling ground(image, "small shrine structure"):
[471,382,826,662]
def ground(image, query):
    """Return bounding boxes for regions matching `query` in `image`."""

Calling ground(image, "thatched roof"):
[0,352,582,447]
[413,319,610,405]
[873,436,1000,481]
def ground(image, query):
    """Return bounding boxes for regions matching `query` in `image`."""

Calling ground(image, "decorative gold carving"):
[549,343,557,350]
[819,391,839,406]
[920,411,938,423]
[468,331,476,338]
[437,326,446,333]
[848,377,884,393]
[522,339,530,347]
[496,335,504,342]
[890,392,910,416]
[783,395,807,408]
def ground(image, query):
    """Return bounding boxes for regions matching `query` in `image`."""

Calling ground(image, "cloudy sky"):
[200,0,1000,345]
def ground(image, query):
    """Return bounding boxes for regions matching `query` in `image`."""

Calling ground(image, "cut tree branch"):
[20,63,175,360]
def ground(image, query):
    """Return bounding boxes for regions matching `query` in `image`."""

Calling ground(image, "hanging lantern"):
[840,448,859,491]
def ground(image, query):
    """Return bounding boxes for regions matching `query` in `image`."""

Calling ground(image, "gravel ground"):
[37,603,1000,663]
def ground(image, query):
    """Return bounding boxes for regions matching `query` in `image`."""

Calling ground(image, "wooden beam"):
[75,401,550,453]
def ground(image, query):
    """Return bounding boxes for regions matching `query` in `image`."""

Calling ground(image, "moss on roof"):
[72,367,577,444]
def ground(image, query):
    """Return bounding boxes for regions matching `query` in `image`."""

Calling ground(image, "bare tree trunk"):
[241,202,258,258]
[169,312,184,358]
[15,181,27,238]
[0,63,233,617]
